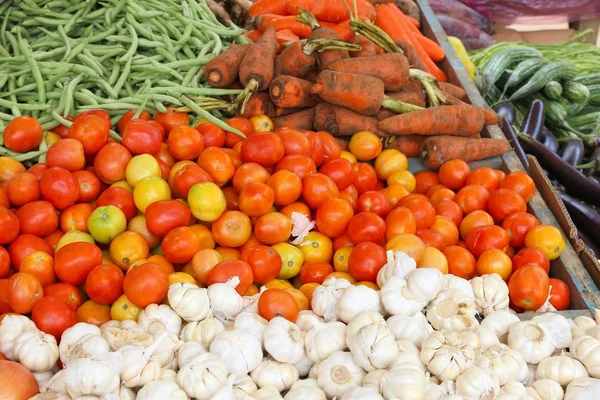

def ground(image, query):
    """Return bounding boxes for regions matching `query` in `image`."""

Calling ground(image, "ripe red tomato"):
[197,123,226,148]
[74,110,111,124]
[240,132,285,167]
[117,109,152,133]
[500,171,536,203]
[39,167,79,210]
[162,226,202,264]
[225,117,254,147]
[487,189,527,223]
[279,129,310,156]
[512,247,550,273]
[232,163,270,193]
[93,142,132,184]
[72,170,101,203]
[548,278,570,310]
[317,131,342,163]
[7,172,41,206]
[443,245,476,279]
[0,206,20,245]
[145,200,192,237]
[0,248,9,279]
[266,170,302,206]
[0,279,11,313]
[43,283,83,311]
[304,132,325,167]
[439,159,471,190]
[453,185,490,214]
[253,212,292,245]
[319,158,355,191]
[466,168,502,192]
[348,211,386,244]
[123,262,169,307]
[121,119,163,155]
[15,201,58,237]
[54,242,102,285]
[8,234,53,270]
[172,164,213,198]
[352,163,378,194]
[168,126,205,161]
[315,198,354,239]
[238,182,275,217]
[3,116,43,152]
[348,242,386,282]
[276,154,317,179]
[241,246,282,284]
[302,173,339,210]
[7,272,43,314]
[465,225,510,258]
[356,191,392,218]
[51,116,73,138]
[32,297,77,340]
[501,212,541,249]
[508,264,549,311]
[416,229,446,251]
[85,264,125,305]
[300,261,334,285]
[207,260,254,295]
[96,187,136,221]
[404,199,436,230]
[258,288,299,322]
[153,107,190,134]
[434,200,463,227]
[67,114,110,155]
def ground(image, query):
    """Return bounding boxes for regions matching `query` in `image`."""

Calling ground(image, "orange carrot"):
[239,27,278,91]
[204,44,251,88]
[481,108,499,125]
[256,14,282,31]
[241,93,276,118]
[314,103,384,136]
[375,4,447,82]
[269,76,320,108]
[394,9,444,62]
[250,0,288,16]
[395,40,427,71]
[403,78,424,91]
[311,0,376,23]
[261,16,313,38]
[270,106,307,117]
[386,90,426,107]
[420,136,511,169]
[286,0,315,15]
[326,53,409,91]
[305,69,319,82]
[383,135,426,157]
[378,105,485,136]
[311,70,385,115]
[439,82,467,101]
[245,30,263,42]
[350,35,381,57]
[408,16,420,28]
[332,20,355,41]
[273,107,316,130]
[442,92,467,106]
[307,27,348,70]
[276,29,300,44]
[277,41,316,77]
[317,20,338,28]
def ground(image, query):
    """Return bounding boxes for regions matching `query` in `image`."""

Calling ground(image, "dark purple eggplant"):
[500,117,529,170]
[559,139,585,166]
[537,128,559,153]
[495,104,516,126]
[518,134,600,208]
[557,191,600,242]
[520,99,545,140]
[577,230,600,258]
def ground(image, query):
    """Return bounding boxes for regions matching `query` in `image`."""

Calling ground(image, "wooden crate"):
[410,0,600,317]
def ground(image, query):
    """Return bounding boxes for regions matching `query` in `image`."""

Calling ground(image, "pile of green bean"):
[0,0,250,133]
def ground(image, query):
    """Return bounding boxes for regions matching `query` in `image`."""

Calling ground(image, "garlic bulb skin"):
[252,385,284,399]
[210,329,263,376]
[179,315,225,347]
[138,304,182,335]
[59,323,102,355]
[499,380,527,396]
[311,277,352,322]
[159,368,178,383]
[34,368,58,392]
[232,374,258,399]
[336,285,381,323]
[536,355,589,386]
[426,289,478,332]
[475,343,527,385]
[118,341,162,388]
[341,386,384,400]
[565,377,600,400]
[531,313,572,349]
[168,283,211,322]
[481,310,520,343]
[460,326,500,351]
[363,370,386,394]
[234,312,267,345]
[420,331,475,381]
[454,366,500,399]
[59,333,111,366]
[294,345,314,377]
[177,352,229,399]
[45,369,67,393]
[151,331,183,369]
[347,323,398,371]
[208,278,245,324]
[177,341,206,368]
[391,340,425,370]
[13,330,59,372]
[316,351,366,399]
[136,380,189,400]
[295,310,324,332]
[526,379,564,399]
[29,392,72,400]
[0,314,37,359]
[572,316,596,338]
[386,313,433,349]
[250,358,299,392]
[346,311,385,344]
[380,362,427,400]
[570,335,600,378]
[283,379,326,400]
[406,267,444,303]
[470,274,510,316]
[380,276,426,317]
[64,358,120,397]
[304,321,347,363]
[507,320,556,364]
[443,275,475,300]
[101,320,153,351]
[376,250,417,288]
[263,317,305,364]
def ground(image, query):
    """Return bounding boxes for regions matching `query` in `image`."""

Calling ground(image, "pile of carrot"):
[203,3,510,168]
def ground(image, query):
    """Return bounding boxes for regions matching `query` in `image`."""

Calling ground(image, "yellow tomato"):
[45,132,61,146]
[284,288,309,311]
[333,246,353,272]
[109,231,150,270]
[417,246,448,274]
[296,232,333,263]
[111,294,142,321]
[133,176,171,212]
[127,215,161,249]
[387,170,416,193]
[299,283,319,307]
[264,279,294,289]
[187,182,226,222]
[111,180,133,193]
[168,272,197,286]
[356,281,379,290]
[325,271,357,284]
[524,225,565,261]
[273,242,304,280]
[245,284,259,296]
[348,131,382,161]
[55,230,95,253]
[250,115,274,132]
[126,154,161,187]
[168,160,196,188]
[386,233,426,264]
[339,151,357,164]
[87,205,127,245]
[374,149,408,180]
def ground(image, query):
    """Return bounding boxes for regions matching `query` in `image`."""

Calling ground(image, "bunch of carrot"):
[203,4,509,168]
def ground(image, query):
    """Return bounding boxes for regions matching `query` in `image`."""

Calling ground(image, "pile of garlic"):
[1,252,599,400]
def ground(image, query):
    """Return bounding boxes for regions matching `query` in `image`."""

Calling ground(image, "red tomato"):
[8,234,53,270]
[27,164,48,181]
[348,242,386,282]
[225,117,254,148]
[32,297,77,340]
[439,159,471,190]
[3,116,43,152]
[501,212,541,249]
[465,225,510,258]
[404,199,436,230]
[356,191,392,218]
[72,170,101,202]
[0,206,20,245]
[145,200,192,237]
[512,248,550,273]
[241,246,282,284]
[117,109,152,133]
[232,163,270,193]
[443,245,476,279]
[434,200,463,227]
[467,168,502,192]
[0,248,9,279]
[416,229,446,251]
[315,198,354,239]
[302,173,339,210]
[487,189,527,223]
[319,158,355,190]
[85,264,125,305]
[279,130,310,155]
[348,211,386,244]
[93,143,132,184]
[317,131,342,163]
[266,170,302,206]
[207,260,254,295]
[162,227,202,264]
[123,263,169,307]
[548,278,570,310]
[500,171,536,203]
[96,187,136,221]
[54,242,102,285]
[508,264,549,311]
[51,116,74,138]
[0,279,11,313]
[44,283,83,311]
[453,185,490,214]
[238,182,275,217]
[300,261,334,284]
[168,126,205,161]
[15,201,58,237]
[39,167,79,210]
[197,123,226,148]
[67,114,110,155]
[74,110,111,124]
[172,164,213,198]
[7,272,43,314]
[352,163,377,194]
[153,107,190,134]
[258,288,299,322]
[240,132,285,166]
[7,172,41,206]
[121,119,163,155]
[304,132,325,167]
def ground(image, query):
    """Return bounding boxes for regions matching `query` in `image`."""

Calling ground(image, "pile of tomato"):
[0,108,570,340]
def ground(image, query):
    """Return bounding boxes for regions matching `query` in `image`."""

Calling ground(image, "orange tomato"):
[333,246,353,272]
[240,245,282,284]
[438,159,471,190]
[197,147,236,186]
[168,272,197,286]
[434,200,463,227]
[284,288,309,311]
[415,170,439,194]
[266,170,302,206]
[386,234,426,263]
[325,271,357,284]
[508,264,549,311]
[190,249,222,285]
[467,168,502,192]
[211,211,252,248]
[19,252,55,287]
[443,246,476,279]
[299,283,319,308]
[429,188,456,206]
[380,184,409,207]
[459,210,495,240]
[477,249,513,281]
[238,182,274,217]
[162,227,203,264]
[416,229,446,251]
[232,163,270,193]
[258,288,299,322]
[127,215,161,249]
[385,207,417,240]
[374,149,408,179]
[215,246,241,261]
[430,215,459,247]
[189,224,216,250]
[109,231,150,270]
[253,212,292,245]
[487,188,527,223]
[123,263,169,307]
[8,272,43,314]
[264,279,294,289]
[77,300,111,326]
[417,246,448,273]
[348,131,382,161]
[524,225,565,261]
[454,185,490,214]
[500,171,536,203]
[60,203,94,233]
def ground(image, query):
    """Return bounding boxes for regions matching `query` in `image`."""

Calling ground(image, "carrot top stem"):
[230,79,260,115]
[296,7,320,29]
[409,68,447,107]
[349,19,401,54]
[303,38,362,54]
[381,97,424,113]
[174,97,232,113]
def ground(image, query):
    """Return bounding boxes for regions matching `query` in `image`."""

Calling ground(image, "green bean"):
[119,24,138,63]
[1,8,10,49]
[45,69,71,92]
[154,100,167,113]
[0,75,8,92]
[16,30,46,105]
[0,97,50,111]
[0,111,14,121]
[155,47,178,63]
[106,35,166,48]
[180,96,244,138]
[5,32,20,56]
[54,83,69,115]
[51,111,73,127]
[0,83,38,97]
[76,53,104,76]
[73,91,99,106]
[63,74,84,117]
[64,37,90,63]
[58,25,71,62]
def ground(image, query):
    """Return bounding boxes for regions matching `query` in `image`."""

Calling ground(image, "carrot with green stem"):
[240,93,276,118]
[314,103,385,136]
[333,20,355,41]
[273,107,316,130]
[350,35,381,57]
[325,53,409,91]
[261,16,314,38]
[384,90,426,106]
[378,104,485,136]
[204,44,251,88]
[250,0,288,16]
[420,136,511,169]
[286,0,315,14]
[269,75,320,108]
[393,8,445,62]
